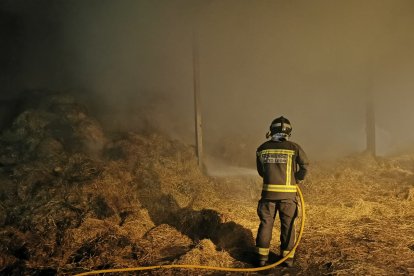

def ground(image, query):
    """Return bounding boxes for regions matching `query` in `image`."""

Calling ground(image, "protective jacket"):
[256,140,309,200]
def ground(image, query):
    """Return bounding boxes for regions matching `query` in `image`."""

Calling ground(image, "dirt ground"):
[0,93,413,275]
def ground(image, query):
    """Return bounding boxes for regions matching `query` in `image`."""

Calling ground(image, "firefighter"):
[255,116,309,267]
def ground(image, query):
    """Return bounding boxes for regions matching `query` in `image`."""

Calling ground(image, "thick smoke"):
[1,0,414,162]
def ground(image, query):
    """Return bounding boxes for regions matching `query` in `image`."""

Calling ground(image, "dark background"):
[1,0,414,162]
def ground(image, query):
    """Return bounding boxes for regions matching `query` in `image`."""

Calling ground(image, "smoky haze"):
[1,0,414,164]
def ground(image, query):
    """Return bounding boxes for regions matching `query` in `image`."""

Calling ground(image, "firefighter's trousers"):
[255,198,298,261]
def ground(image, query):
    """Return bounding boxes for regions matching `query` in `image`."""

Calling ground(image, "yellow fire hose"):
[75,186,306,275]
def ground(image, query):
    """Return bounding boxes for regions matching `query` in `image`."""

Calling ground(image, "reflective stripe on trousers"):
[256,246,270,261]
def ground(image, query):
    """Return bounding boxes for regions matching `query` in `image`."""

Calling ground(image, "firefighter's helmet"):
[269,116,292,136]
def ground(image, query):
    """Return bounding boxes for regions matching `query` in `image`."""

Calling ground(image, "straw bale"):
[137,224,193,265]
[63,218,112,252]
[121,208,155,242]
[104,134,144,168]
[15,167,55,201]
[105,132,221,210]
[77,163,144,222]
[66,153,103,182]
[175,239,236,267]
[63,218,143,269]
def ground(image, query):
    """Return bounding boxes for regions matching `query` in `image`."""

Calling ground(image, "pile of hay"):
[295,153,414,275]
[0,92,252,275]
[175,239,237,267]
[0,92,413,275]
